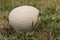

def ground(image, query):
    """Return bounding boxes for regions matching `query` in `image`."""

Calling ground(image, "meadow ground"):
[0,0,60,40]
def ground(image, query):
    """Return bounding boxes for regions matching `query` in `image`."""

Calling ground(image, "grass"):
[0,0,60,40]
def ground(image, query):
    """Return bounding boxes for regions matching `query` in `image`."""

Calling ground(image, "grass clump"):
[0,0,60,40]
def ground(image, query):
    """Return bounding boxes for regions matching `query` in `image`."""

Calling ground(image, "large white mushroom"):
[9,6,40,32]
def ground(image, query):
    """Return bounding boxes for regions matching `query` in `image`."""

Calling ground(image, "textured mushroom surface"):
[9,6,39,32]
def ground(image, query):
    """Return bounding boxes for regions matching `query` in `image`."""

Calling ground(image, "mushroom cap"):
[9,6,39,32]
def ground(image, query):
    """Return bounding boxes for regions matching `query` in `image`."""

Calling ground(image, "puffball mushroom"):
[9,6,39,32]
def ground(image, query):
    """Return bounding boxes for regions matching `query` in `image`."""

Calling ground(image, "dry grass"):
[0,0,60,40]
